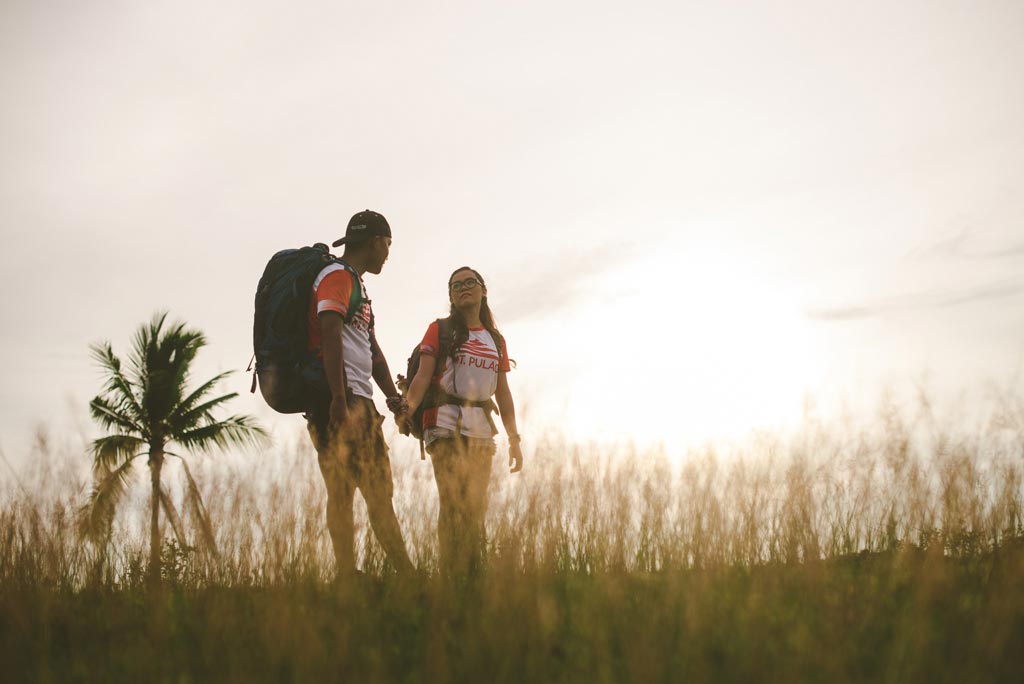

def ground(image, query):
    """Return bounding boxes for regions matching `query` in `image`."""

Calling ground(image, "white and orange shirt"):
[306,263,374,399]
[419,321,511,439]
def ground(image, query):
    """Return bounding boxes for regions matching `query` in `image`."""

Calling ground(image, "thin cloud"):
[908,227,1024,261]
[983,243,1024,258]
[493,243,642,322]
[807,279,1024,321]
[906,229,972,260]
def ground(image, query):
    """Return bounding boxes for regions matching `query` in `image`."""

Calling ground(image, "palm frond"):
[175,415,269,454]
[127,311,166,388]
[159,486,189,549]
[78,455,140,542]
[89,396,146,437]
[90,340,121,375]
[133,314,209,424]
[90,341,145,423]
[169,370,235,420]
[169,454,218,558]
[90,434,147,473]
[169,391,239,435]
[163,321,204,400]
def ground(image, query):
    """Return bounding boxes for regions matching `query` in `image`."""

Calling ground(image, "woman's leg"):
[430,437,496,579]
[463,441,495,574]
[428,438,460,577]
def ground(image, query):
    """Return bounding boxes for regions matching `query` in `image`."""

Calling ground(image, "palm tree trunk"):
[148,448,164,588]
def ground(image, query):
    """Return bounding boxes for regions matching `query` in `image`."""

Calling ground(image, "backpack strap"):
[435,316,452,364]
[418,317,452,414]
[328,258,371,327]
[490,329,506,369]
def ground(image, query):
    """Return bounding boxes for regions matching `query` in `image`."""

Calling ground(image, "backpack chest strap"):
[426,389,496,413]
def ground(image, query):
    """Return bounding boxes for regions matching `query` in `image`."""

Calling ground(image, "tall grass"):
[1,393,1023,681]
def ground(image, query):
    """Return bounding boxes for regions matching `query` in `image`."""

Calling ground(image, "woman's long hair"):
[447,266,502,358]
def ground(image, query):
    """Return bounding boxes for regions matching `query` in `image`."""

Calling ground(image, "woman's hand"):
[509,440,523,473]
[394,407,412,434]
[496,373,521,473]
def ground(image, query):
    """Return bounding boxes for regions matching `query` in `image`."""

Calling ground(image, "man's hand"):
[509,440,523,474]
[385,396,406,414]
[328,395,351,433]
[385,396,411,434]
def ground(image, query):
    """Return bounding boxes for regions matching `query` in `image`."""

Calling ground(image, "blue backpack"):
[251,243,364,413]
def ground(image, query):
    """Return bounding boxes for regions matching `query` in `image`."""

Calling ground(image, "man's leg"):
[354,400,415,575]
[308,418,357,575]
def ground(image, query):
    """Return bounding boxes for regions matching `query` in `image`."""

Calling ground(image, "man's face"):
[366,236,391,274]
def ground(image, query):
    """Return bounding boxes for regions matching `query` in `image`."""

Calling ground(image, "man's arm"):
[370,330,401,399]
[319,311,349,426]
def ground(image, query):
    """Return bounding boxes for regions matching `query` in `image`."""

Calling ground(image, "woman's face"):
[449,268,486,308]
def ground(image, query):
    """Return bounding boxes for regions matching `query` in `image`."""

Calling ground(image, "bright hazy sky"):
[1,0,1022,459]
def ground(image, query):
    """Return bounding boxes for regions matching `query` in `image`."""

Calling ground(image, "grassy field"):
[2,397,1023,682]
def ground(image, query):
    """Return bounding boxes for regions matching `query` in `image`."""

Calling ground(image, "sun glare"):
[548,237,824,450]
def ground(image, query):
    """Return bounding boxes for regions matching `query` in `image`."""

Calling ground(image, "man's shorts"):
[306,394,394,498]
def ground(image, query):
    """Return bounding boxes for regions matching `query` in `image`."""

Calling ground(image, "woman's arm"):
[495,371,522,473]
[404,353,437,415]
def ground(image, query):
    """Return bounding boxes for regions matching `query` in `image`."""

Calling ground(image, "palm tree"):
[81,312,266,586]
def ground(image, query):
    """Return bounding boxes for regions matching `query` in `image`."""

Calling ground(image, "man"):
[305,209,414,577]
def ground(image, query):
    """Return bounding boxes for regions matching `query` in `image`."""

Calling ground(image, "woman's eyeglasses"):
[450,278,481,292]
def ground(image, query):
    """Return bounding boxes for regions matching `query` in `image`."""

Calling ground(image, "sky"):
[1,0,1022,463]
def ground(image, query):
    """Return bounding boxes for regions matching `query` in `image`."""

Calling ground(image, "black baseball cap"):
[332,209,392,247]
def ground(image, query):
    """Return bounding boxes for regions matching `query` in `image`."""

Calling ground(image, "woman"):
[400,266,522,579]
